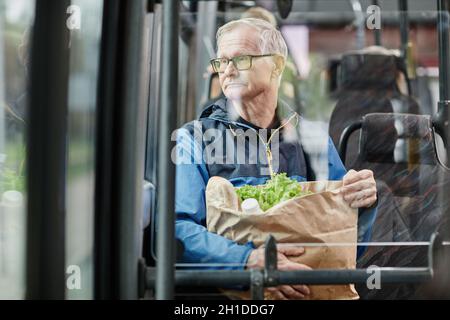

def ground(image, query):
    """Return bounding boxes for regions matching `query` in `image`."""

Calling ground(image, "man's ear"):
[272,55,286,78]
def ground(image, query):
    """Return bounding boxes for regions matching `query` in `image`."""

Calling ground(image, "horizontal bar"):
[145,267,432,288]
[270,241,448,247]
[277,268,432,285]
[169,241,449,269]
[260,242,432,247]
[147,269,251,288]
[176,263,246,268]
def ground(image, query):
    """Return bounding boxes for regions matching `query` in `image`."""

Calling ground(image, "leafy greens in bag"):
[236,173,313,211]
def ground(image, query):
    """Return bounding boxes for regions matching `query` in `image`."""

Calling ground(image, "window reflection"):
[0,0,34,299]
[147,2,450,300]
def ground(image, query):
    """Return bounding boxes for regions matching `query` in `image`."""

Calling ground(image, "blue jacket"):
[174,98,377,269]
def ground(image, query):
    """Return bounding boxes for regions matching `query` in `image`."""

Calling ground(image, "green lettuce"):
[236,173,313,211]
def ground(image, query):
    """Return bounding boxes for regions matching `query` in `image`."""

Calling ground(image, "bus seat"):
[353,113,446,240]
[329,48,421,168]
[347,113,450,299]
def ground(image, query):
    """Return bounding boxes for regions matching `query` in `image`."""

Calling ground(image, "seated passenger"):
[175,18,378,300]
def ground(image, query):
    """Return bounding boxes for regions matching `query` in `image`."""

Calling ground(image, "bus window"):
[147,0,450,300]
[0,0,34,299]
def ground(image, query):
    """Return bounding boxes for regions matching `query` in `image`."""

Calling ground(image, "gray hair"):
[216,18,288,60]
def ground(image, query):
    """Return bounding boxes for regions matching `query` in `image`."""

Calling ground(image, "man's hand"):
[342,169,377,209]
[246,245,311,300]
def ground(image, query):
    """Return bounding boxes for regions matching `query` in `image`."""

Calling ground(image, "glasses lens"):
[212,56,252,73]
[234,56,251,70]
[211,60,220,72]
[219,58,230,72]
[212,58,229,73]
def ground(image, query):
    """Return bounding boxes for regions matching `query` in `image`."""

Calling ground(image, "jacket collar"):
[199,97,298,130]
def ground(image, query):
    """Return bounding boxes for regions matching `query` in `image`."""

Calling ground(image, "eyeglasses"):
[210,54,275,73]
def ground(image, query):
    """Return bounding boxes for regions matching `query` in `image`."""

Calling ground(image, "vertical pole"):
[399,0,415,94]
[373,0,382,46]
[437,0,450,157]
[156,0,179,300]
[94,0,120,300]
[438,0,450,103]
[435,5,450,298]
[350,0,366,50]
[117,0,148,299]
[437,0,450,240]
[26,0,70,299]
[195,1,218,115]
[94,0,149,299]
[399,0,409,58]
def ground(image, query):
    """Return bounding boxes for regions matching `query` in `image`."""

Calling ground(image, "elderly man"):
[175,18,377,300]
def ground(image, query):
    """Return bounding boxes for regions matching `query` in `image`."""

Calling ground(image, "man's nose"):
[223,60,238,77]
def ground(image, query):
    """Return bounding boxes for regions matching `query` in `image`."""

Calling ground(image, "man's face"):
[217,25,276,101]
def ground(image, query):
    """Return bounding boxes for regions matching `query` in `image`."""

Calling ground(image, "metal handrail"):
[145,268,432,288]
[338,121,363,165]
[145,234,440,300]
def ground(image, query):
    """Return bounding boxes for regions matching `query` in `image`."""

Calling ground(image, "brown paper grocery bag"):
[206,176,359,300]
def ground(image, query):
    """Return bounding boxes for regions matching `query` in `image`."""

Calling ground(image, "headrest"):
[359,113,437,165]
[339,47,402,90]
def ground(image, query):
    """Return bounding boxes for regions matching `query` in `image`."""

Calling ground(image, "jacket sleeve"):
[327,137,378,259]
[174,126,254,270]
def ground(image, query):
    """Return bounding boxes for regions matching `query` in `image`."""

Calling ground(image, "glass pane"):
[0,0,34,299]
[146,0,450,299]
[65,0,103,299]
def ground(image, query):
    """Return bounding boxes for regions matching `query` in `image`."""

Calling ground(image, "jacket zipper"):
[208,113,299,176]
